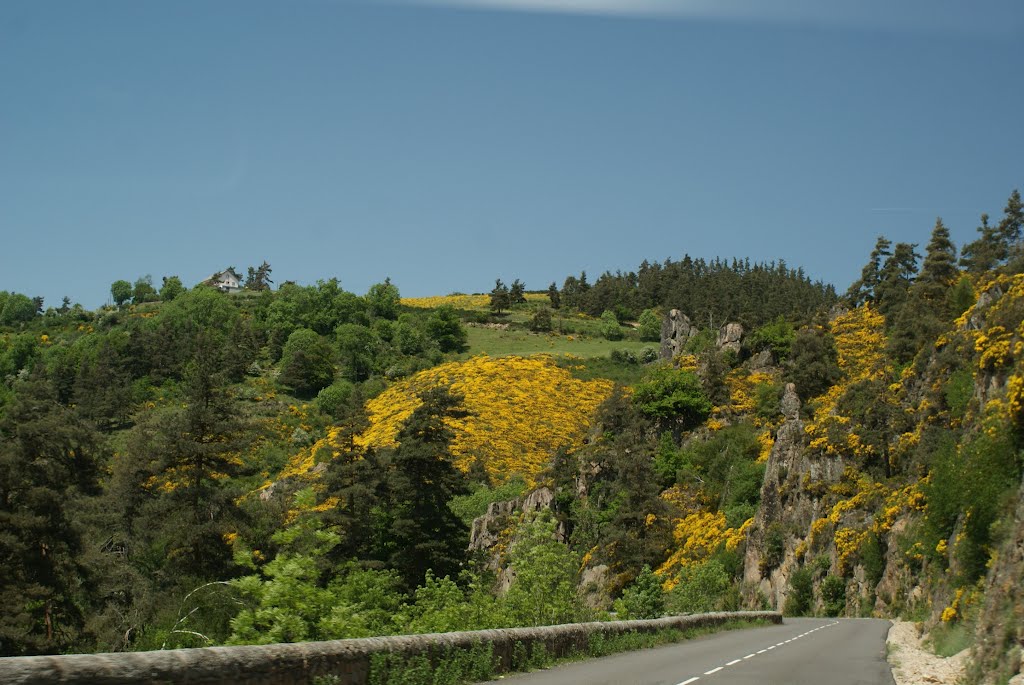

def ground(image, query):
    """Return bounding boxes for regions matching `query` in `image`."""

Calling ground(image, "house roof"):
[211,268,242,281]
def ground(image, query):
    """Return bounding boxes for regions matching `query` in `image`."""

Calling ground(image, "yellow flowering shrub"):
[401,293,549,309]
[655,510,751,581]
[756,430,774,463]
[805,305,892,457]
[356,355,613,484]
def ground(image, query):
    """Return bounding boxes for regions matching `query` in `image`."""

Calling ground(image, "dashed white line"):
[704,667,723,675]
[726,659,741,666]
[678,678,700,685]
[743,653,756,659]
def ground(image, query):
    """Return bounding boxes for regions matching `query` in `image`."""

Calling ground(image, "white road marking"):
[671,622,849,685]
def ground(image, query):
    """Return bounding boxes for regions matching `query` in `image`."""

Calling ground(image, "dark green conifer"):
[379,387,470,589]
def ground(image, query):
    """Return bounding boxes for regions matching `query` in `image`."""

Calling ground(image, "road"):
[480,618,895,685]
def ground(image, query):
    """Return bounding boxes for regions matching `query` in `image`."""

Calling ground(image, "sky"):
[1,0,1022,309]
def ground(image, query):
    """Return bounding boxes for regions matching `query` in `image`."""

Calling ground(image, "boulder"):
[716,322,744,354]
[660,309,697,360]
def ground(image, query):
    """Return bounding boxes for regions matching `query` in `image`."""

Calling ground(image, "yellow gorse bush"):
[356,355,613,485]
[805,305,892,457]
[401,293,549,310]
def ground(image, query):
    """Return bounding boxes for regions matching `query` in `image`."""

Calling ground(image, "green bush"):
[600,310,624,341]
[943,368,973,418]
[754,382,782,419]
[632,366,711,427]
[612,565,664,619]
[745,317,795,361]
[666,559,731,614]
[529,307,553,332]
[638,309,662,342]
[820,575,846,616]
[761,523,785,574]
[316,380,354,417]
[783,566,814,616]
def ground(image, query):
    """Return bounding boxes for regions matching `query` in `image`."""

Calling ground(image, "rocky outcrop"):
[469,499,520,552]
[660,309,697,360]
[579,564,612,610]
[469,487,563,553]
[968,476,1024,684]
[748,349,775,371]
[743,385,844,609]
[780,383,800,420]
[469,487,565,594]
[716,323,744,355]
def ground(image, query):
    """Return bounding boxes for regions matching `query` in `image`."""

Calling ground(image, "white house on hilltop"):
[204,268,243,293]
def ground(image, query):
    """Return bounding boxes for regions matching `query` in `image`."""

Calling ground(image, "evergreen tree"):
[122,333,253,588]
[489,279,511,315]
[960,213,1006,274]
[547,282,561,309]
[914,218,958,316]
[887,220,958,363]
[244,261,273,291]
[785,327,840,401]
[1000,189,1024,271]
[379,388,471,589]
[560,275,579,310]
[0,378,99,655]
[509,279,527,305]
[876,242,920,325]
[846,236,892,306]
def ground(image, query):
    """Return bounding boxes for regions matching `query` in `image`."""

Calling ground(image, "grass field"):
[463,325,654,358]
[403,295,660,383]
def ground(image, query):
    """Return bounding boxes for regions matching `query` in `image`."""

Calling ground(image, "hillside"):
[1,192,1023,684]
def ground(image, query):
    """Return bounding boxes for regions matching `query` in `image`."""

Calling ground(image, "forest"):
[1,190,1023,685]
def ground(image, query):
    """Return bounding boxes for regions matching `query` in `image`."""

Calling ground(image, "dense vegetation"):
[1,190,1023,685]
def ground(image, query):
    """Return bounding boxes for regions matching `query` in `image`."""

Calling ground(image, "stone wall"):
[0,611,781,685]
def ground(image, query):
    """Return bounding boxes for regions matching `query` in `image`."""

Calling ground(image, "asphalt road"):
[480,618,895,685]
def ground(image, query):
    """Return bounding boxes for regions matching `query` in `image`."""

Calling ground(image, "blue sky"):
[1,0,1021,309]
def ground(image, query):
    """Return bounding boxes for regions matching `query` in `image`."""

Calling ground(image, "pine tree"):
[379,387,470,589]
[0,378,99,655]
[915,218,959,317]
[509,279,527,305]
[489,279,510,315]
[887,219,959,362]
[547,282,561,309]
[846,236,892,306]
[876,242,920,325]
[960,213,1006,274]
[1000,189,1024,271]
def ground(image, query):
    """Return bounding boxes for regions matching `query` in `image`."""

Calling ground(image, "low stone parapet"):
[0,611,781,685]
